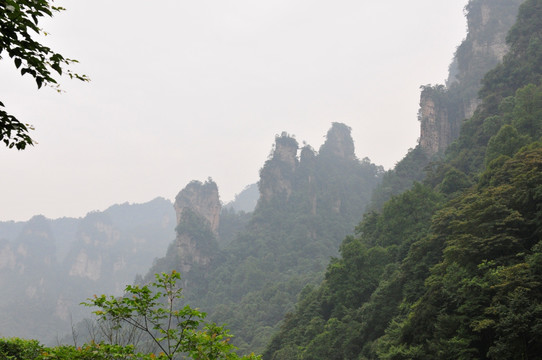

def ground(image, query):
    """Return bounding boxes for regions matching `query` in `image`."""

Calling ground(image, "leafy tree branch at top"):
[0,0,89,149]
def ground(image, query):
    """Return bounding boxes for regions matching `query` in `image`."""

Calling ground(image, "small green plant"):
[83,270,259,360]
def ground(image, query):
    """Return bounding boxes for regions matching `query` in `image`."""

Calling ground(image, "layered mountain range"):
[2,1,539,358]
[0,198,176,342]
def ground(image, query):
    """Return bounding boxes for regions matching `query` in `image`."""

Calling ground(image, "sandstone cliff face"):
[273,133,299,169]
[175,180,221,235]
[173,179,221,273]
[418,0,522,157]
[452,0,521,119]
[66,217,119,282]
[68,250,103,281]
[319,122,356,160]
[258,123,367,214]
[259,133,299,202]
[418,86,455,155]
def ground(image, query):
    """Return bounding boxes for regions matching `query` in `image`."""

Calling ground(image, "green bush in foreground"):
[0,339,154,359]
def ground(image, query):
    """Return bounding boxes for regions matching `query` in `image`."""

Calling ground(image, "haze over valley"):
[0,0,467,222]
[2,0,542,359]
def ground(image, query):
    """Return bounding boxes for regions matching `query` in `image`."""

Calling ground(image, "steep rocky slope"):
[370,0,523,209]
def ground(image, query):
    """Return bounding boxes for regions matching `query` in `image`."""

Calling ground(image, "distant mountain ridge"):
[0,197,176,343]
[224,183,259,213]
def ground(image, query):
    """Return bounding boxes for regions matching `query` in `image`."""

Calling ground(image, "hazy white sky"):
[0,0,468,221]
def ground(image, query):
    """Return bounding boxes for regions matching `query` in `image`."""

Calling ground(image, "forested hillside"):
[264,0,542,358]
[142,123,384,353]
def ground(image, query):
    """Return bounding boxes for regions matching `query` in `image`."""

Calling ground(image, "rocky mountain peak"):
[172,179,221,273]
[258,133,299,202]
[272,132,299,169]
[174,179,221,235]
[319,122,356,160]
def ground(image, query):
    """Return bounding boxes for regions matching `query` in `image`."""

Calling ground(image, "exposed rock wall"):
[452,0,522,119]
[174,180,221,235]
[258,123,366,212]
[259,133,299,202]
[419,0,522,157]
[319,122,356,160]
[173,179,221,273]
[419,86,453,155]
[68,251,102,281]
[273,133,299,169]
